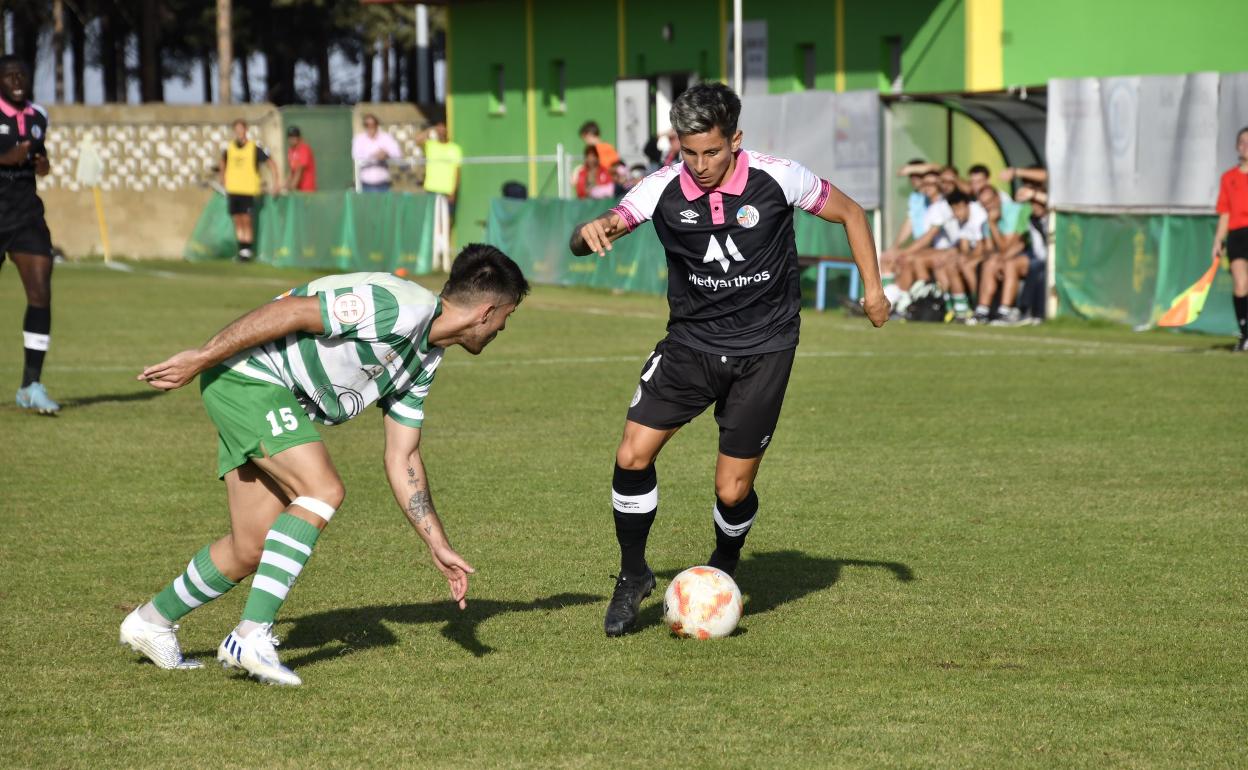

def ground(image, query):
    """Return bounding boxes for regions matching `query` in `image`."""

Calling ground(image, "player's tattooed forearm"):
[405,491,435,536]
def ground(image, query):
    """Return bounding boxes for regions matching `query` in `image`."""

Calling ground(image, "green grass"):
[2,260,1245,768]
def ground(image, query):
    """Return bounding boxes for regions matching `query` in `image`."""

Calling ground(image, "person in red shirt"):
[285,126,317,193]
[574,145,613,200]
[1214,126,1248,350]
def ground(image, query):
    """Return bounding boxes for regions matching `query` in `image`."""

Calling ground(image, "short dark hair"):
[968,164,990,177]
[232,118,247,128]
[442,244,530,305]
[286,126,301,137]
[579,121,600,136]
[946,190,971,206]
[670,82,741,139]
[0,54,28,72]
[908,157,926,165]
[1238,126,1248,142]
[584,145,598,158]
[941,164,959,175]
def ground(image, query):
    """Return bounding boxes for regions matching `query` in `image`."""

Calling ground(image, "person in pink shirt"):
[352,113,401,192]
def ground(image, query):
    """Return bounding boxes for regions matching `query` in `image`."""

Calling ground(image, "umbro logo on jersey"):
[679,209,700,224]
[703,234,745,273]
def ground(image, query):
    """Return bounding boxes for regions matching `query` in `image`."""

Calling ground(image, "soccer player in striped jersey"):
[119,245,529,685]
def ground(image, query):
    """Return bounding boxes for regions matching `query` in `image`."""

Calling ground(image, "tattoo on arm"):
[405,466,435,535]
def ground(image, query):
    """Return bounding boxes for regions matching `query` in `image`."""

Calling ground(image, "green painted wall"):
[1003,0,1248,86]
[624,0,721,79]
[845,0,964,93]
[763,1,838,94]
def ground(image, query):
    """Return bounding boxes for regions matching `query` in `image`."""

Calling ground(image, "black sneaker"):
[706,550,739,577]
[1236,337,1248,353]
[604,569,656,637]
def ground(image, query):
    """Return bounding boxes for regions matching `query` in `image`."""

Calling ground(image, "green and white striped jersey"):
[225,272,443,428]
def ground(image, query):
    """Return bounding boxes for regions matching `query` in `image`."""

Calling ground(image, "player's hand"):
[0,141,31,166]
[1000,167,1016,182]
[860,290,891,328]
[1212,241,1223,260]
[33,154,50,176]
[430,543,476,610]
[137,349,207,390]
[576,218,615,257]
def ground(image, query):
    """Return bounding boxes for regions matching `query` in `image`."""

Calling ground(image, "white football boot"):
[217,624,302,686]
[119,607,203,670]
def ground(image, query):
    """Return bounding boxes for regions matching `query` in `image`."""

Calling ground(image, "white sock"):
[236,620,265,638]
[138,602,173,627]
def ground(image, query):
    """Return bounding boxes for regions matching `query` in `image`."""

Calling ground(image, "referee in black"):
[0,55,58,414]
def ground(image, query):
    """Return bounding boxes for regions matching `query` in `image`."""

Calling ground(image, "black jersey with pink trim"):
[611,150,832,356]
[0,96,49,230]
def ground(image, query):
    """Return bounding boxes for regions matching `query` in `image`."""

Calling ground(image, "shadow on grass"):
[61,390,164,408]
[631,550,915,635]
[273,592,602,667]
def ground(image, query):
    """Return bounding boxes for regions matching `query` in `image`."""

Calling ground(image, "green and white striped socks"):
[150,545,238,623]
[240,512,321,625]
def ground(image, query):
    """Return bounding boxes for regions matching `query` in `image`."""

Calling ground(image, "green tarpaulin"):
[1055,211,1236,336]
[485,197,856,296]
[184,191,436,274]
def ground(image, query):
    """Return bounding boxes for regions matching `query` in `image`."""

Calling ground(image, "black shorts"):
[227,194,256,216]
[1228,227,1248,262]
[0,220,53,261]
[626,338,795,459]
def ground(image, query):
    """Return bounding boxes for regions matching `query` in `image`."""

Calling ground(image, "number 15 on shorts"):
[266,407,299,436]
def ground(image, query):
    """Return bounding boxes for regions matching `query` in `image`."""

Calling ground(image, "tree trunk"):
[379,37,391,103]
[100,10,118,102]
[239,51,251,102]
[140,0,162,102]
[217,0,232,104]
[362,44,374,103]
[113,5,129,103]
[71,8,85,103]
[53,0,65,103]
[201,49,213,103]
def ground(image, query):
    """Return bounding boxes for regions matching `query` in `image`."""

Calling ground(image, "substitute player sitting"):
[570,83,889,637]
[0,55,59,414]
[910,190,986,321]
[120,245,529,685]
[973,183,1030,325]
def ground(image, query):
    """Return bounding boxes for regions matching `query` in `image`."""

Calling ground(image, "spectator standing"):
[579,120,620,170]
[285,126,317,193]
[1213,127,1248,351]
[575,145,614,200]
[352,113,401,192]
[222,118,281,262]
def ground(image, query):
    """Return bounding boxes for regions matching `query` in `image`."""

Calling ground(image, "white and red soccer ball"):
[663,566,743,639]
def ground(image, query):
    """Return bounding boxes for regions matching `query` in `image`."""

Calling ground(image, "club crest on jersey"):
[703,234,745,273]
[736,205,760,228]
[31,125,42,140]
[331,293,367,325]
[0,125,9,135]
[679,209,700,224]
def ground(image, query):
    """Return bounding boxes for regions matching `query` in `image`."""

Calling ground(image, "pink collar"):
[679,150,749,201]
[0,96,34,136]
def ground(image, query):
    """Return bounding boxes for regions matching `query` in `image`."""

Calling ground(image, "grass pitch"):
[1,260,1245,768]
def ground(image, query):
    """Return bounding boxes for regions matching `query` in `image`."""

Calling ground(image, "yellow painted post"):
[525,0,537,193]
[719,0,727,83]
[445,6,454,138]
[835,0,846,92]
[92,187,112,263]
[965,0,1003,92]
[618,0,627,78]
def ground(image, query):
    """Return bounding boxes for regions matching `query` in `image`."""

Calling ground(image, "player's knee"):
[307,482,345,511]
[715,478,752,507]
[615,443,653,471]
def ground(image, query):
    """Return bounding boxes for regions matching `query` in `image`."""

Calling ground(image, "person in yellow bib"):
[422,121,462,225]
[221,119,281,262]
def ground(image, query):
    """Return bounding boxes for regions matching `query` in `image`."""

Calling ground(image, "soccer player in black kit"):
[571,83,890,636]
[0,55,58,414]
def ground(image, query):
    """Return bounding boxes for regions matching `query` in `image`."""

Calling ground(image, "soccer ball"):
[663,566,743,639]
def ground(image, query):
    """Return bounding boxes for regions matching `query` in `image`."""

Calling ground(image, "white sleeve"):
[610,164,678,231]
[749,152,833,214]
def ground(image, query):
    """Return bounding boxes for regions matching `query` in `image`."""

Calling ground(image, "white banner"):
[614,79,651,168]
[1047,73,1223,209]
[738,90,881,209]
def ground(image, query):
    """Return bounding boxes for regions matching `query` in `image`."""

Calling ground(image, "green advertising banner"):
[485,197,856,296]
[1055,211,1236,336]
[185,191,436,274]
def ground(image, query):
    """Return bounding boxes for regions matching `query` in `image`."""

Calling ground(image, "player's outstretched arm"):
[383,415,475,609]
[137,295,324,390]
[814,183,890,327]
[569,211,629,257]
